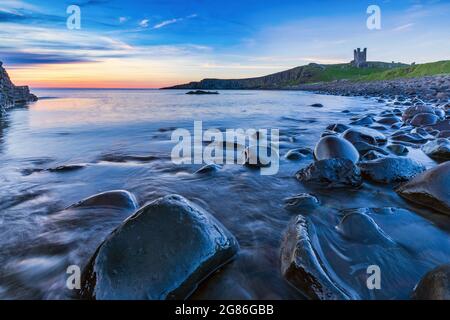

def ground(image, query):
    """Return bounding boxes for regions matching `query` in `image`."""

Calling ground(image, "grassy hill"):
[164,60,450,89]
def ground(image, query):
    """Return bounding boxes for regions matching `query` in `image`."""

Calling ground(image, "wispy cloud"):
[139,19,149,28]
[119,17,127,24]
[153,14,198,29]
[392,23,415,31]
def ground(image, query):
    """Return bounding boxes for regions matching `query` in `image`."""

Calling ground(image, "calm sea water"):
[0,89,449,299]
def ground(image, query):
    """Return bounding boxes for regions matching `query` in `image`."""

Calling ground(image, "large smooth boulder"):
[280,215,351,300]
[314,136,359,164]
[296,158,362,188]
[396,162,450,215]
[412,265,450,300]
[422,138,450,160]
[342,127,387,146]
[80,194,239,299]
[359,157,425,183]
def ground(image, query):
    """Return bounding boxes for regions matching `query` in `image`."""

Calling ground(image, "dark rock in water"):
[341,109,350,113]
[360,150,385,161]
[349,115,374,126]
[99,153,159,163]
[342,127,387,146]
[396,162,450,215]
[321,130,338,137]
[80,194,239,300]
[326,123,350,133]
[280,215,351,300]
[310,103,323,108]
[314,136,359,163]
[69,190,138,210]
[359,157,425,183]
[336,209,394,245]
[412,265,450,300]
[410,113,439,127]
[425,120,450,132]
[194,164,222,174]
[391,132,428,144]
[48,164,86,173]
[377,116,401,125]
[186,90,219,95]
[387,144,409,156]
[283,193,320,212]
[285,148,312,160]
[295,158,362,188]
[422,139,450,160]
[243,145,278,167]
[352,141,388,156]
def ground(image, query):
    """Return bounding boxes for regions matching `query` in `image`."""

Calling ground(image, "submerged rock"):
[396,162,450,215]
[285,148,312,160]
[359,157,425,183]
[342,127,387,146]
[80,194,239,300]
[350,115,374,126]
[412,265,450,300]
[422,138,450,160]
[280,215,351,300]
[194,163,222,174]
[69,190,138,210]
[310,103,323,108]
[283,193,320,212]
[387,144,409,156]
[296,158,362,188]
[314,136,359,164]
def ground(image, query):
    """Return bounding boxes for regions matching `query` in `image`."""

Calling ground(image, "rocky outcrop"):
[0,61,37,113]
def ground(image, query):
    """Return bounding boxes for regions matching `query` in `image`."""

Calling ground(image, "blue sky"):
[1,0,449,87]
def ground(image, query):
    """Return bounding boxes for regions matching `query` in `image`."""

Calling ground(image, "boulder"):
[314,136,359,163]
[285,148,312,160]
[395,162,450,215]
[412,265,450,300]
[80,194,239,299]
[410,113,439,127]
[376,116,401,125]
[283,193,320,212]
[359,157,425,183]
[69,190,138,210]
[422,138,450,160]
[295,158,362,188]
[402,105,436,122]
[387,144,409,156]
[349,115,374,126]
[342,127,387,146]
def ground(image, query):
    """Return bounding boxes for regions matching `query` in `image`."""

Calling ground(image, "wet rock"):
[69,190,138,210]
[326,123,350,133]
[402,105,436,122]
[336,209,394,245]
[321,130,338,137]
[360,150,385,161]
[314,136,359,163]
[359,157,425,183]
[295,158,362,188]
[422,139,450,160]
[243,145,279,167]
[194,164,222,174]
[376,116,401,125]
[426,120,450,132]
[350,115,374,126]
[387,144,409,156]
[412,265,450,300]
[396,162,450,215]
[310,103,323,108]
[391,132,428,144]
[342,127,387,146]
[285,148,312,160]
[438,130,450,138]
[80,194,239,300]
[352,141,388,156]
[410,113,439,127]
[280,215,351,300]
[283,193,320,212]
[47,164,86,173]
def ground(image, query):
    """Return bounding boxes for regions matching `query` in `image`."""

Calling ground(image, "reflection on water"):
[0,89,448,299]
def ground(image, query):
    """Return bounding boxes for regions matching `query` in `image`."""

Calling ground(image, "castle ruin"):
[352,48,367,68]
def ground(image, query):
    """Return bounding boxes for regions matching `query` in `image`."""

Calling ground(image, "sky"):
[0,0,449,88]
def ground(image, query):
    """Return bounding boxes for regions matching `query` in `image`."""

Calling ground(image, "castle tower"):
[352,48,367,68]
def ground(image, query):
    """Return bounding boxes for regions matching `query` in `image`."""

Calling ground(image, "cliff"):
[163,62,410,90]
[0,61,38,113]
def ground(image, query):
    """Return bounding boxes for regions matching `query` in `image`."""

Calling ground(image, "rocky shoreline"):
[295,74,450,104]
[0,61,37,114]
